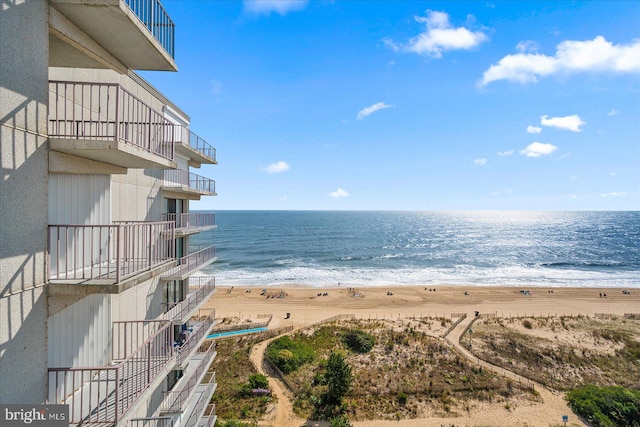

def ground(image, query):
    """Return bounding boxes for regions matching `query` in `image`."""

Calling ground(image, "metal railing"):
[163,276,216,322]
[161,342,216,413]
[163,170,216,194]
[182,373,217,427]
[175,126,217,162]
[176,309,215,367]
[129,417,174,427]
[198,404,217,427]
[161,245,216,280]
[48,320,174,424]
[48,221,175,283]
[49,81,174,161]
[124,0,175,58]
[163,213,216,232]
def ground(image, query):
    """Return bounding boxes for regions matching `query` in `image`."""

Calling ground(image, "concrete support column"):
[0,0,50,404]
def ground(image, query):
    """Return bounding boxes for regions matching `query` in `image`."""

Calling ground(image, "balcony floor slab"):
[50,138,176,170]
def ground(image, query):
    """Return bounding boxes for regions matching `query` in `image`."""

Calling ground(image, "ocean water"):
[192,211,640,288]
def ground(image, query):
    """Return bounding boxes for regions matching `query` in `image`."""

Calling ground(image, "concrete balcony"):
[49,0,177,72]
[48,320,175,426]
[48,221,176,295]
[129,417,174,427]
[161,341,216,414]
[162,170,217,200]
[180,377,216,427]
[160,246,216,282]
[197,405,217,427]
[163,276,216,325]
[174,309,216,369]
[49,81,177,171]
[174,126,217,168]
[163,213,217,237]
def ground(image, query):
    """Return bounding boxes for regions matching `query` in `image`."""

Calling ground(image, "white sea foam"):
[202,264,640,288]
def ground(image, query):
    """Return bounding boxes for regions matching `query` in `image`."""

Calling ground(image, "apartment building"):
[1,1,219,426]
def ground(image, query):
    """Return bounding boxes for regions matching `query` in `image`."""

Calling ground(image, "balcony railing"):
[161,342,216,413]
[175,126,217,163]
[198,404,217,427]
[125,0,175,58]
[48,221,175,283]
[49,81,175,162]
[163,213,216,234]
[163,276,216,323]
[48,320,174,425]
[163,170,216,195]
[129,417,174,427]
[182,374,217,427]
[161,245,216,281]
[176,309,215,367]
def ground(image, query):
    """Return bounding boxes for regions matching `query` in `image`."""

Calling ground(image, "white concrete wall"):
[0,0,50,404]
[112,169,164,222]
[112,277,165,322]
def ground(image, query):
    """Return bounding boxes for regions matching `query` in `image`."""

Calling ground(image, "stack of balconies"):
[45,1,218,425]
[48,320,175,425]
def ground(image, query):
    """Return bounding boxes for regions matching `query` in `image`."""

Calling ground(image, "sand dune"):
[204,285,639,426]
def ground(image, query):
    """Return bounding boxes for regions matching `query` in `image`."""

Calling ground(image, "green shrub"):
[344,330,375,353]
[398,391,408,405]
[329,414,353,427]
[566,385,640,427]
[522,320,532,329]
[215,420,257,427]
[248,373,269,389]
[266,336,315,374]
[324,352,353,404]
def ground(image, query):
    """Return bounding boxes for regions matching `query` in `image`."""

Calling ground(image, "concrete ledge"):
[50,138,177,170]
[49,150,127,174]
[47,260,177,296]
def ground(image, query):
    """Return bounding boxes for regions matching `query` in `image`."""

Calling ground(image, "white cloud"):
[526,125,542,134]
[610,172,617,177]
[243,0,308,15]
[497,150,514,156]
[329,188,349,199]
[384,10,488,58]
[608,109,620,116]
[516,40,539,53]
[474,158,487,165]
[520,142,558,157]
[259,161,290,174]
[480,36,640,86]
[356,102,392,120]
[601,192,627,197]
[540,114,586,132]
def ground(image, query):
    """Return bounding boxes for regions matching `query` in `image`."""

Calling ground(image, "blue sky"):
[141,1,640,210]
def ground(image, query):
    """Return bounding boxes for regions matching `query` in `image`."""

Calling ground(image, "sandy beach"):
[205,284,639,330]
[204,285,639,427]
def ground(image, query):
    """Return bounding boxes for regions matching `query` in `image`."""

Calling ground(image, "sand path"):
[444,313,585,427]
[250,336,311,427]
[209,285,638,426]
[248,312,585,427]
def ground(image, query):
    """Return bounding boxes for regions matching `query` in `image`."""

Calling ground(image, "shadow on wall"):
[0,0,49,296]
[0,288,48,404]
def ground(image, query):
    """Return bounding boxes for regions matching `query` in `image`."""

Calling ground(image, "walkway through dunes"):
[246,313,586,427]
